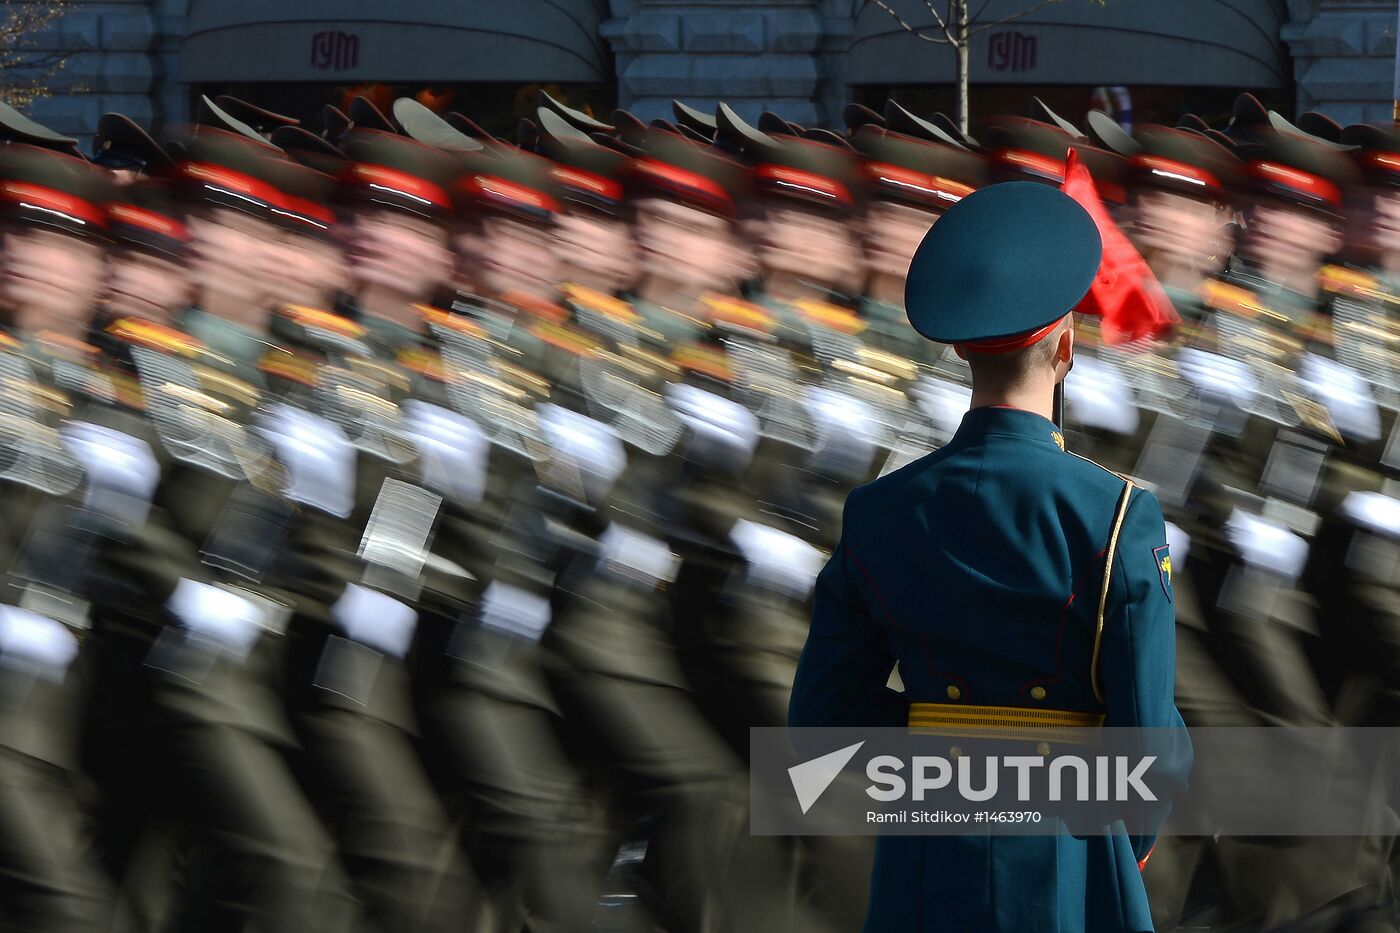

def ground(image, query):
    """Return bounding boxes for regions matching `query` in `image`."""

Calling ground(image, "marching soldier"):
[0,137,119,933]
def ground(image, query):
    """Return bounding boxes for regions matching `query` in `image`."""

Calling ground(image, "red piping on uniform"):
[1019,546,1108,699]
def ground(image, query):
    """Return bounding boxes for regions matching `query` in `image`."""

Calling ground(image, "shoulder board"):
[1068,449,1131,483]
[106,370,146,411]
[105,317,201,356]
[193,364,260,408]
[345,355,411,391]
[257,349,319,387]
[563,284,637,322]
[278,304,366,340]
[1199,279,1261,316]
[414,303,486,338]
[530,321,598,356]
[0,330,20,351]
[35,330,99,361]
[397,346,448,382]
[1319,264,1377,298]
[1297,311,1333,347]
[671,343,732,382]
[501,290,569,323]
[700,294,775,333]
[791,299,866,335]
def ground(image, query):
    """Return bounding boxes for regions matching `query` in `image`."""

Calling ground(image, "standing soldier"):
[790,182,1190,932]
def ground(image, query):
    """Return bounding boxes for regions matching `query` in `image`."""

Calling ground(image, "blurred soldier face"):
[455,214,560,301]
[1367,190,1400,272]
[348,207,453,301]
[186,206,284,327]
[269,229,350,310]
[862,200,939,284]
[1131,190,1229,274]
[0,227,106,336]
[104,248,191,322]
[748,201,862,295]
[1243,201,1342,273]
[632,197,753,294]
[552,209,638,294]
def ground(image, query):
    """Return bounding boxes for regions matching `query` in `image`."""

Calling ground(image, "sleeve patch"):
[1153,544,1172,602]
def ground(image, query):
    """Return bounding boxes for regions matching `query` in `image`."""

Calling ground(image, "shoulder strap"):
[1091,479,1136,704]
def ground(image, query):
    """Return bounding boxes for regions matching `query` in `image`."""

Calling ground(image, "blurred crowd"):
[0,84,1398,933]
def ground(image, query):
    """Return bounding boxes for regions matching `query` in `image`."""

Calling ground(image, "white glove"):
[0,605,79,680]
[165,578,264,660]
[330,583,417,659]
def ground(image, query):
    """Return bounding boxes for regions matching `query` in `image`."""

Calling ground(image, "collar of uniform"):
[951,405,1064,452]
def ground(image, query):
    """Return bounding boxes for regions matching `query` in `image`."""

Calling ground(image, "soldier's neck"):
[198,288,266,332]
[969,381,1056,423]
[357,282,423,330]
[634,275,705,315]
[864,272,905,307]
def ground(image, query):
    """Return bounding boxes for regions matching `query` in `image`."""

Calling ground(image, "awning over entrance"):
[180,0,612,84]
[849,0,1289,89]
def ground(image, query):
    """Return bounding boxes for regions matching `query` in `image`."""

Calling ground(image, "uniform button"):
[1030,686,1047,701]
[1036,742,1052,757]
[946,685,961,700]
[949,746,962,759]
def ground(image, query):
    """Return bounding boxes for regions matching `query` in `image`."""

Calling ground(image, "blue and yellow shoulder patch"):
[1153,544,1172,601]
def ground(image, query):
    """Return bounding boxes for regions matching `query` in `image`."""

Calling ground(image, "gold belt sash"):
[908,702,1105,745]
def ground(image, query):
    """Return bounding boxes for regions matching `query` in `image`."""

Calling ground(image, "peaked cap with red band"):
[903,180,1101,350]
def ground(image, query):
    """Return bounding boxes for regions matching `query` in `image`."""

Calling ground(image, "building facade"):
[11,0,1398,148]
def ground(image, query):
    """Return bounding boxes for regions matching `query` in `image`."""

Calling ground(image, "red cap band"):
[1,181,107,229]
[1248,160,1341,209]
[959,317,1064,354]
[632,158,733,212]
[755,163,853,205]
[347,162,451,212]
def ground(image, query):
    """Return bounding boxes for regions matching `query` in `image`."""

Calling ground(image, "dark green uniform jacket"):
[790,405,1190,932]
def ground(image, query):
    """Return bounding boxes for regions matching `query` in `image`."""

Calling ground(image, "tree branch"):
[968,0,995,27]
[869,0,956,45]
[968,0,1061,35]
[920,0,955,40]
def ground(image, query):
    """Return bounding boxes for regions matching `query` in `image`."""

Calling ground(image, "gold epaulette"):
[791,298,866,335]
[1319,264,1378,298]
[107,370,146,411]
[700,294,775,334]
[0,330,20,351]
[35,330,99,361]
[1199,279,1263,317]
[530,320,600,357]
[672,343,732,382]
[105,317,201,357]
[397,345,449,382]
[414,303,487,338]
[278,304,366,340]
[563,284,638,323]
[193,364,260,408]
[257,348,319,387]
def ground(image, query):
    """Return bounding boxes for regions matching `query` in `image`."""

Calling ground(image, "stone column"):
[16,0,169,147]
[604,0,844,127]
[1282,0,1397,125]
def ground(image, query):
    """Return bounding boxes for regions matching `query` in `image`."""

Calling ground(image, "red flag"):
[1061,148,1178,345]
